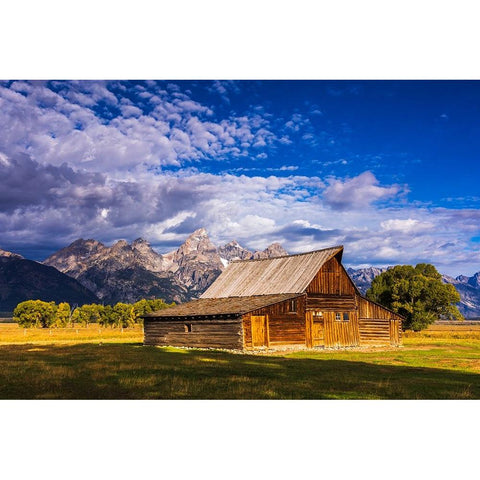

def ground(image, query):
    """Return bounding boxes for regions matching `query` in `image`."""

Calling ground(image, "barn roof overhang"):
[142,293,304,321]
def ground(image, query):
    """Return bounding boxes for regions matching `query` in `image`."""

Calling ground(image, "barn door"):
[251,315,268,347]
[390,319,400,346]
[312,313,324,347]
[306,311,324,347]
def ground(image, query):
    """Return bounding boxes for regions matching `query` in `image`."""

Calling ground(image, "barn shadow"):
[0,342,479,399]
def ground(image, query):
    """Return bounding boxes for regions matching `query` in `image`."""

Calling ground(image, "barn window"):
[289,299,297,313]
[343,312,350,322]
[184,324,192,332]
[335,313,342,321]
[313,311,323,318]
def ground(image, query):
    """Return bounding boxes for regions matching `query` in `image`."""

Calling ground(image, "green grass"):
[0,323,480,398]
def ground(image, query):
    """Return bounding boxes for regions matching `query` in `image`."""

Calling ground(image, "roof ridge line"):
[229,245,343,263]
[206,292,304,299]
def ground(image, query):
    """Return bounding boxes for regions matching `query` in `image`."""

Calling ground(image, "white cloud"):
[120,104,143,117]
[323,171,403,210]
[0,81,282,176]
[380,218,434,233]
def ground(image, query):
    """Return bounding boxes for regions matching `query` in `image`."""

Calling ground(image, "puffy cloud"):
[323,171,403,210]
[208,80,241,103]
[120,104,143,117]
[0,81,282,175]
[380,218,434,233]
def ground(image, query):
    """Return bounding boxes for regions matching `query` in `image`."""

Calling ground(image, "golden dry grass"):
[0,322,143,344]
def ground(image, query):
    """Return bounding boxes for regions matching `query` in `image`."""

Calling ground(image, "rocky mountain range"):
[42,228,289,305]
[346,267,389,295]
[2,229,479,318]
[439,273,480,318]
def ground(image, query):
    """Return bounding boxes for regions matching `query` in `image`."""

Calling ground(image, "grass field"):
[1,323,479,399]
[0,323,144,344]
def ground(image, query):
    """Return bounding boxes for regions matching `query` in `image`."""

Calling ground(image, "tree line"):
[13,299,173,328]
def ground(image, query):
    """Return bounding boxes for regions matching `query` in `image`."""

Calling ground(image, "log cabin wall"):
[357,296,402,346]
[306,294,356,311]
[242,296,306,348]
[144,318,244,349]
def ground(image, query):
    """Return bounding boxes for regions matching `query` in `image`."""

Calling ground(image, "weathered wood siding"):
[323,311,360,347]
[144,318,244,349]
[306,256,357,296]
[243,296,306,348]
[306,293,356,311]
[357,297,402,346]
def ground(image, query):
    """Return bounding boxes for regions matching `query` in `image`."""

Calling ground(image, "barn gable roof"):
[143,293,303,319]
[201,246,343,298]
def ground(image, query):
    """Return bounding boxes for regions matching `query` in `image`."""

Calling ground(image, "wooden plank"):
[144,318,244,349]
[251,315,267,347]
[305,311,313,348]
[321,310,359,347]
[306,294,356,310]
[266,314,270,347]
[306,257,356,296]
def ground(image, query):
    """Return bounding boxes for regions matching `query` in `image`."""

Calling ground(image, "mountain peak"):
[253,242,288,259]
[132,237,149,246]
[69,238,102,247]
[218,240,253,262]
[0,248,23,260]
[469,272,480,288]
[112,239,129,250]
[177,228,216,255]
[224,240,240,247]
[189,228,208,238]
[266,242,287,252]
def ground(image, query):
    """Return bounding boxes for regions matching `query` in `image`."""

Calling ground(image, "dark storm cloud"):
[0,153,106,213]
[275,223,342,242]
[0,152,214,234]
[103,175,217,228]
[163,215,202,235]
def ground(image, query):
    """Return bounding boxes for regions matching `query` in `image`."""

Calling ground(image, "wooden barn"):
[143,246,403,350]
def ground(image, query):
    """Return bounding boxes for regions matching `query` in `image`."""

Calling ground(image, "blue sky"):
[1,80,479,275]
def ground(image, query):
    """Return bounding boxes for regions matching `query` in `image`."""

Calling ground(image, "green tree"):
[13,300,57,328]
[54,302,71,327]
[133,298,174,324]
[99,304,113,328]
[73,304,104,327]
[111,303,136,328]
[366,263,463,331]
